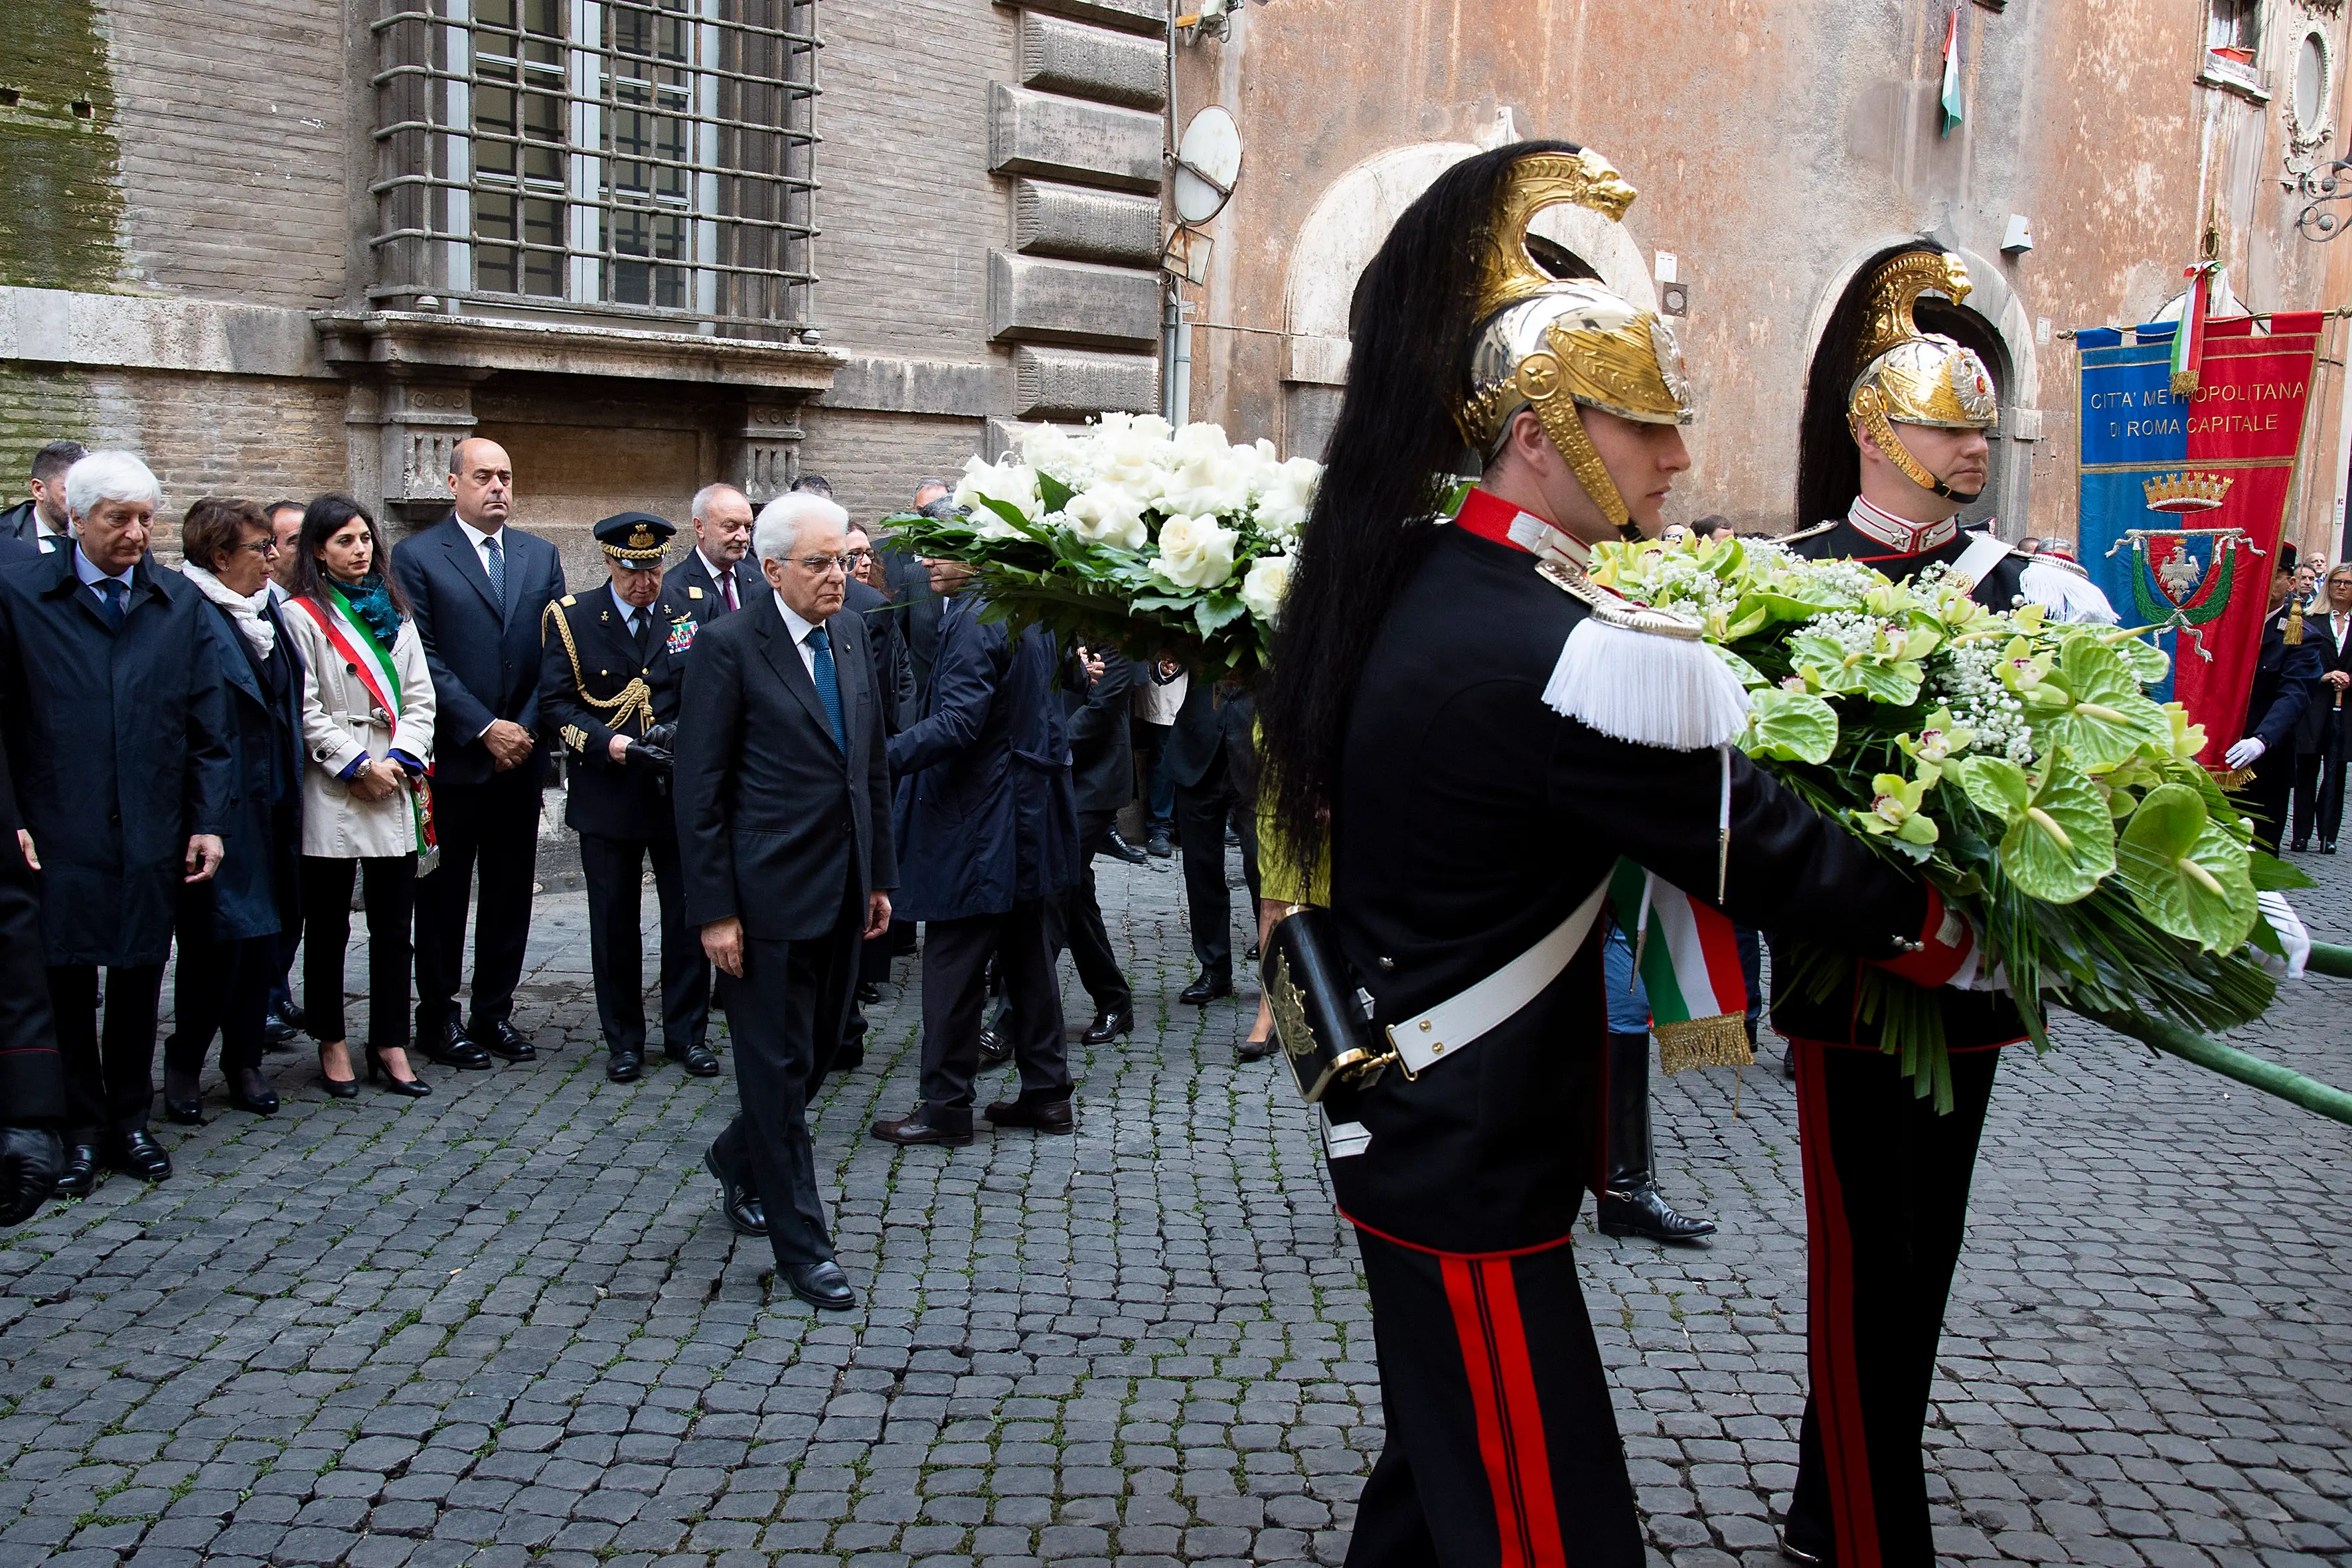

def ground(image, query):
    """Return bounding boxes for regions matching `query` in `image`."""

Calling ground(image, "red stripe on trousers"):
[1439,1255,1567,1568]
[1792,1037,1881,1568]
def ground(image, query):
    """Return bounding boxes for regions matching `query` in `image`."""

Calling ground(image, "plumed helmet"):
[1847,250,1999,503]
[1451,148,1693,533]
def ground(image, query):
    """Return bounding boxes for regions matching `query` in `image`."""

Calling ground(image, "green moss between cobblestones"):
[0,0,123,292]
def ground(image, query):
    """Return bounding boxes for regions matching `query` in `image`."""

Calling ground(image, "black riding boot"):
[1597,1031,1718,1243]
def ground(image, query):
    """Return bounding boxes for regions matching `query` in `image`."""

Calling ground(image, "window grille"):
[372,0,819,339]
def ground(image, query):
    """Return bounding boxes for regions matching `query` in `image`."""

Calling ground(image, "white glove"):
[2225,736,2266,769]
[1944,940,2011,993]
[2255,890,2310,981]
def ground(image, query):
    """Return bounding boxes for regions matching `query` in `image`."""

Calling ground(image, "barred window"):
[372,0,819,339]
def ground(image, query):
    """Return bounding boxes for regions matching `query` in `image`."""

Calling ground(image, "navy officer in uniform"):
[540,512,717,1084]
[1255,145,1966,1567]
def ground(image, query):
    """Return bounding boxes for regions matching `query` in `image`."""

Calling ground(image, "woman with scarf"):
[280,495,436,1098]
[162,497,306,1122]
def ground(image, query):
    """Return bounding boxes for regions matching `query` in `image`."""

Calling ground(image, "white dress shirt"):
[35,518,63,554]
[455,516,507,578]
[609,582,651,639]
[70,542,132,609]
[772,591,829,679]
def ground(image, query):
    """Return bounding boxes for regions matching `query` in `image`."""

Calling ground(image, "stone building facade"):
[4,0,2351,566]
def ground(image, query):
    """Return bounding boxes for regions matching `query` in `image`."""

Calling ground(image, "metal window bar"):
[370,0,819,339]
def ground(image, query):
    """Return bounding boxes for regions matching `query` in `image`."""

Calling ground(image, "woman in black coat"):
[2290,563,2352,852]
[163,499,305,1120]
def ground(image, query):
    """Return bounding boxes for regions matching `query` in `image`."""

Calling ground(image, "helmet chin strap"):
[1857,396,1983,507]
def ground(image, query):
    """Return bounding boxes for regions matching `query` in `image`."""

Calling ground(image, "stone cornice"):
[311,311,844,392]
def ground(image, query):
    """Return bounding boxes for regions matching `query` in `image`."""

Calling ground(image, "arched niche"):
[1277,141,1658,459]
[1794,237,2041,537]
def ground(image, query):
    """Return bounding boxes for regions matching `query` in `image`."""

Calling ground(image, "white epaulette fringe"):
[1541,613,1753,750]
[2019,558,2121,625]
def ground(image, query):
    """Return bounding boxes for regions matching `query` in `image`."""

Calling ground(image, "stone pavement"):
[3,839,2351,1568]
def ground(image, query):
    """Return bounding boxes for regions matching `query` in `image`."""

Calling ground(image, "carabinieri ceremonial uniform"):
[540,511,715,1084]
[1261,145,1965,1568]
[1775,250,2112,1568]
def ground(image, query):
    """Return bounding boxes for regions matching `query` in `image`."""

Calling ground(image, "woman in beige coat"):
[278,495,436,1098]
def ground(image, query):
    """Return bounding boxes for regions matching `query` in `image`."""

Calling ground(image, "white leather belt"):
[1951,533,2011,595]
[1387,881,1610,1075]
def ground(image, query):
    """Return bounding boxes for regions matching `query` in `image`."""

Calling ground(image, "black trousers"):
[165,930,278,1083]
[711,890,858,1273]
[2242,751,2293,854]
[300,854,417,1048]
[2291,744,2347,846]
[1345,1224,1642,1568]
[920,899,1069,1125]
[1785,1038,2000,1568]
[50,963,166,1141]
[414,770,541,1036]
[579,831,709,1058]
[1174,749,1260,979]
[1049,809,1131,1014]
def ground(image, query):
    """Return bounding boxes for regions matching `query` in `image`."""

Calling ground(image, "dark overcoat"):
[0,549,232,966]
[1065,647,1135,815]
[2246,602,2325,755]
[390,516,566,788]
[181,592,303,941]
[673,593,898,939]
[886,594,1079,922]
[846,577,916,736]
[2292,607,2352,758]
[0,714,62,1125]
[539,584,691,841]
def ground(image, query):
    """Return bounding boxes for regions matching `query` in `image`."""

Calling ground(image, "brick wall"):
[106,0,350,310]
[797,406,987,528]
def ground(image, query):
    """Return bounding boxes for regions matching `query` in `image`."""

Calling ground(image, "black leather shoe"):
[784,1259,856,1311]
[977,1025,1013,1069]
[2292,837,2311,852]
[1106,829,1150,866]
[667,1042,722,1077]
[262,1007,302,1051]
[419,1018,492,1070]
[2325,840,2339,855]
[870,1107,975,1146]
[226,1070,279,1116]
[704,1144,767,1235]
[855,980,884,1005]
[162,1065,206,1126]
[479,1020,536,1063]
[1245,942,1260,962]
[984,1093,1073,1134]
[1598,1180,1717,1243]
[52,1143,100,1199]
[1145,829,1173,858]
[607,1049,643,1083]
[1081,1006,1133,1045]
[1179,971,1233,1005]
[112,1129,172,1182]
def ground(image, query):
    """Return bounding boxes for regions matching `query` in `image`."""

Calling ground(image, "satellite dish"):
[1173,106,1242,226]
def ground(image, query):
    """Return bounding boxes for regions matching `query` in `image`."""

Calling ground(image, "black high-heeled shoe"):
[319,1044,360,1100]
[366,1046,431,1099]
[227,1069,279,1116]
[162,1066,207,1127]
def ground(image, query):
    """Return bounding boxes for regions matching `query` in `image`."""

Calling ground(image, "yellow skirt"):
[1255,791,1330,908]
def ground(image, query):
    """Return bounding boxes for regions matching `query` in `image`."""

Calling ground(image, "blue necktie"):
[96,578,126,630]
[483,534,507,615]
[807,626,846,752]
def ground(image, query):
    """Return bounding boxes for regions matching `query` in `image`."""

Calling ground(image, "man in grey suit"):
[675,491,895,1312]
[390,437,566,1070]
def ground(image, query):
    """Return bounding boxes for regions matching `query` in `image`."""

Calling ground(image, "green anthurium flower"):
[1998,759,2118,904]
[2029,635,2175,769]
[1743,686,1841,765]
[2114,782,2259,950]
[1946,754,2030,824]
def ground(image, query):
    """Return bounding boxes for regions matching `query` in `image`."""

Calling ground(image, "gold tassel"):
[2170,368,2199,397]
[2216,765,2256,789]
[2286,602,2304,646]
[1656,1014,1755,1075]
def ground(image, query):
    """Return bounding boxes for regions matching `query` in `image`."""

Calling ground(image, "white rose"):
[1016,425,1080,480]
[1154,513,1239,589]
[1063,486,1150,550]
[1239,554,1292,622]
[953,454,1040,520]
[1255,457,1321,540]
[1170,421,1231,465]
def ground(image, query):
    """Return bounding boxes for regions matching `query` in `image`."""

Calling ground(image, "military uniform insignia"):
[558,594,577,607]
[686,586,704,600]
[666,617,698,656]
[560,723,589,753]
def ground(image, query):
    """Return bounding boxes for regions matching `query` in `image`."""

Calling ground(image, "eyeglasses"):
[237,538,281,556]
[794,550,870,576]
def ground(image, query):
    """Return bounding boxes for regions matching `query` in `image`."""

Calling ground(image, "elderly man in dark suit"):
[0,451,231,1195]
[676,491,895,1312]
[390,437,566,1070]
[540,512,714,1085]
[0,709,64,1225]
[665,482,765,618]
[872,560,1080,1148]
[1165,676,1261,1003]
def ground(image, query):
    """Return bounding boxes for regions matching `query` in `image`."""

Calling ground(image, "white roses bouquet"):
[879,414,1319,681]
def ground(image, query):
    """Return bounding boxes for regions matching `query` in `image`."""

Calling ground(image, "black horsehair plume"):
[1257,138,1585,865]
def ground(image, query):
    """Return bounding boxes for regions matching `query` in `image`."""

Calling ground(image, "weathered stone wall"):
[1,1,128,293]
[795,406,990,527]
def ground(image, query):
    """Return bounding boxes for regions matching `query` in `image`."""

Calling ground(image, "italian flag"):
[2171,262,2214,396]
[1939,7,1964,137]
[1608,860,1753,1073]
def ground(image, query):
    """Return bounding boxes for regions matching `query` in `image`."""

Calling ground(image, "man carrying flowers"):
[1253,144,1968,1568]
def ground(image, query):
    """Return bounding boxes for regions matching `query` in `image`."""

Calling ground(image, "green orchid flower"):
[1856,773,1940,846]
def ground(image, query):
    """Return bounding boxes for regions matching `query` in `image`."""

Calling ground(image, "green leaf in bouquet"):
[2109,631,2171,686]
[2248,848,2317,892]
[975,495,1050,542]
[1714,644,1768,689]
[2031,635,2173,768]
[2113,782,2257,950]
[1946,754,2029,824]
[1742,686,1840,764]
[1036,471,1077,515]
[1193,595,1249,640]
[1998,763,2116,904]
[1845,654,1926,706]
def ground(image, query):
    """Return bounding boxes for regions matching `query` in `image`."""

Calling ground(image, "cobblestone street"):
[2,839,2349,1568]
